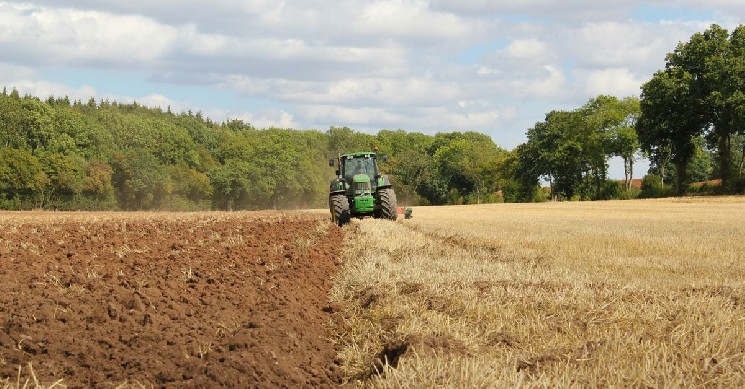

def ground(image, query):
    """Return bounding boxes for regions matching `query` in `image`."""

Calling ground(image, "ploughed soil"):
[0,211,344,387]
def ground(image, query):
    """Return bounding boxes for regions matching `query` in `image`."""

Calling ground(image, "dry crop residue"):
[0,211,343,387]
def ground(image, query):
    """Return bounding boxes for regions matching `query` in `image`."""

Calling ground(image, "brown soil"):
[0,211,343,388]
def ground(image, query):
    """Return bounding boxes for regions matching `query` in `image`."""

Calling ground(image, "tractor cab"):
[341,153,379,187]
[329,152,383,192]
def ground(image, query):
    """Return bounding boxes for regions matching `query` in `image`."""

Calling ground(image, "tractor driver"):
[354,159,366,175]
[345,158,366,184]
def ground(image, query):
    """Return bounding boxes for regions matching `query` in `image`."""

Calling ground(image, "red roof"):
[617,179,643,189]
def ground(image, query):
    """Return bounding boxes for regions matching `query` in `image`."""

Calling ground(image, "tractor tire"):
[330,194,351,226]
[378,188,398,220]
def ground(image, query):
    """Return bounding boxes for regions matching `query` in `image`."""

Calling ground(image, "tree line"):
[0,91,329,210]
[0,89,515,210]
[0,24,743,210]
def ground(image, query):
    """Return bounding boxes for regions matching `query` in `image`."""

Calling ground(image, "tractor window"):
[343,156,376,182]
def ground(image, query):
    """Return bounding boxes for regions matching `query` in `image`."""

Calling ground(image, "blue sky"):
[1,1,743,178]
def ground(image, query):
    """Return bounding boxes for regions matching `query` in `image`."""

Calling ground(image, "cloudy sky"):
[0,1,743,176]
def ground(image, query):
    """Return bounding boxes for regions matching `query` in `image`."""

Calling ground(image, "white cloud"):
[577,68,646,97]
[433,108,502,130]
[504,38,548,60]
[0,3,178,65]
[0,62,36,81]
[297,103,515,134]
[356,0,469,41]
[299,104,403,127]
[507,65,568,100]
[571,22,677,70]
[178,24,230,56]
[430,0,638,21]
[219,74,464,108]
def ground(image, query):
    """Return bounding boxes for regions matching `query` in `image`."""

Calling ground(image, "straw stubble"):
[331,197,745,387]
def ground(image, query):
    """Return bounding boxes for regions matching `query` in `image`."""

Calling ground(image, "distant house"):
[617,179,643,190]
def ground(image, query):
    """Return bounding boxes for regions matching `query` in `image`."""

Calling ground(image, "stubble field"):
[1,197,743,387]
[333,197,745,387]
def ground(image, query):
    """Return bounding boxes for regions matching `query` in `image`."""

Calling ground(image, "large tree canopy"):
[637,24,745,192]
[517,96,641,201]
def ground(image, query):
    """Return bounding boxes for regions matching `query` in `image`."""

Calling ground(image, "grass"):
[330,197,745,387]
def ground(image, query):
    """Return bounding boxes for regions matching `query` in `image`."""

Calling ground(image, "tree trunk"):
[623,156,630,191]
[596,164,606,199]
[718,133,733,187]
[675,160,687,195]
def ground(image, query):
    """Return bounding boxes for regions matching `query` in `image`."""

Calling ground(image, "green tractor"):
[328,150,397,225]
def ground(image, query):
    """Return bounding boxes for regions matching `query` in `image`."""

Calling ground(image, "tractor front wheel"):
[330,194,351,226]
[378,188,398,220]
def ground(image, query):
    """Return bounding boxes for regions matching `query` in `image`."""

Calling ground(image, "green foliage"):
[38,152,85,208]
[385,132,436,205]
[640,174,663,198]
[81,161,116,209]
[327,126,376,156]
[512,143,540,202]
[208,158,252,211]
[167,163,213,205]
[381,130,511,205]
[687,180,722,195]
[649,136,715,189]
[0,147,46,209]
[600,179,622,200]
[517,96,641,202]
[111,149,170,210]
[639,24,745,192]
[487,150,519,202]
[638,66,703,193]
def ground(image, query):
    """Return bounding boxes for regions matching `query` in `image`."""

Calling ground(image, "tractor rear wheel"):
[330,194,350,226]
[378,188,398,220]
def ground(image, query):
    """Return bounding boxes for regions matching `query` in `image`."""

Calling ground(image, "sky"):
[0,1,743,178]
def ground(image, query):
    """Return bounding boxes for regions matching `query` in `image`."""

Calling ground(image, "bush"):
[600,180,622,200]
[688,180,721,195]
[0,194,22,210]
[616,187,641,200]
[535,186,551,202]
[501,181,521,203]
[640,174,663,198]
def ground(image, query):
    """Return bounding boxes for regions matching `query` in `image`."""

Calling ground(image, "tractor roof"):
[340,152,377,158]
